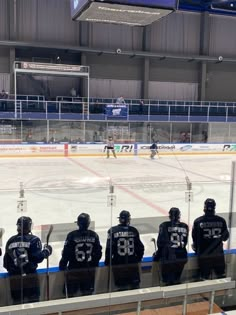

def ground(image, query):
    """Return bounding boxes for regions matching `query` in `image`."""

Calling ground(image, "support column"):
[142,26,151,99]
[9,48,15,94]
[143,57,150,100]
[9,0,17,40]
[198,11,210,101]
[80,54,87,97]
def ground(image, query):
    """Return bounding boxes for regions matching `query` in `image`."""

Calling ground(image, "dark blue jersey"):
[59,229,102,270]
[192,214,229,256]
[150,143,158,150]
[104,224,144,266]
[3,233,48,275]
[155,221,189,261]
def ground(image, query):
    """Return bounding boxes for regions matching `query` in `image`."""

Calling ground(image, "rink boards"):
[0,142,235,157]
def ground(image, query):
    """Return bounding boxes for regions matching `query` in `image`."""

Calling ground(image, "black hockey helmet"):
[204,198,216,214]
[76,213,91,230]
[118,210,131,225]
[16,216,32,234]
[169,207,181,222]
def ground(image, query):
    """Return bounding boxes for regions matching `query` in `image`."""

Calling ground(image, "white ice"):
[0,154,235,272]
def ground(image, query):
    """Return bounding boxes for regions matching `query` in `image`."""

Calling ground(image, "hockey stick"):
[0,228,5,247]
[46,224,53,300]
[0,228,4,257]
[150,238,157,252]
[64,269,68,299]
[150,237,162,286]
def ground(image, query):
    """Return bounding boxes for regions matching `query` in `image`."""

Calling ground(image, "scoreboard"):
[70,0,177,25]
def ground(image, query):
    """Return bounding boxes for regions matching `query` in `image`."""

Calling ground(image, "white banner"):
[0,143,234,157]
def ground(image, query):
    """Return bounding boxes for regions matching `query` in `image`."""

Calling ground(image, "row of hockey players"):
[0,198,229,305]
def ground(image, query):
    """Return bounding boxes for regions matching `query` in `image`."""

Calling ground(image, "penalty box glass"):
[70,0,177,26]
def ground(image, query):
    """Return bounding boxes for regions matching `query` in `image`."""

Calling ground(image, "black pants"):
[198,254,226,280]
[9,273,40,305]
[160,259,186,285]
[112,264,140,291]
[64,268,96,297]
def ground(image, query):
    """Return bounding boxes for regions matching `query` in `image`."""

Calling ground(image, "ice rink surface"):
[0,153,235,271]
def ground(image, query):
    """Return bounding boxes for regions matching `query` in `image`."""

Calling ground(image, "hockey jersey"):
[4,233,48,275]
[192,214,229,256]
[59,229,102,270]
[104,224,144,266]
[155,221,189,262]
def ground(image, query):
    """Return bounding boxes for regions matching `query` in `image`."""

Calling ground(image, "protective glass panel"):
[0,121,235,314]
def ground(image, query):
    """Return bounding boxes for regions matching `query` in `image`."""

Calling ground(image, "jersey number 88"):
[117,238,134,256]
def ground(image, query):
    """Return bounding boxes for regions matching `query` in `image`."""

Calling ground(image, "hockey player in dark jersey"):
[59,213,102,297]
[3,216,52,304]
[153,208,189,286]
[192,198,229,280]
[104,210,144,291]
[150,141,158,159]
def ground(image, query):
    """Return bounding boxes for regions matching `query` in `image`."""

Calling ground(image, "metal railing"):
[0,98,235,122]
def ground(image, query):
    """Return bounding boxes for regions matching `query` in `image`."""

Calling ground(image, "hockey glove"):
[191,244,196,252]
[43,244,52,258]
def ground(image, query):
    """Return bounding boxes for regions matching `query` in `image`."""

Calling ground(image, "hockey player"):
[59,213,102,297]
[150,141,158,159]
[192,198,229,280]
[153,208,189,286]
[106,136,117,158]
[104,210,144,291]
[3,216,52,304]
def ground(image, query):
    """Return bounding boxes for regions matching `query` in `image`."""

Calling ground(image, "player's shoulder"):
[128,225,139,232]
[6,234,18,244]
[159,221,170,228]
[87,229,100,238]
[214,214,228,225]
[110,224,121,231]
[180,221,189,228]
[193,215,205,223]
[67,229,79,238]
[28,233,40,241]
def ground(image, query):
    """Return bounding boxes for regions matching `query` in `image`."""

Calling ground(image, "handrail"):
[0,98,235,122]
[0,278,233,315]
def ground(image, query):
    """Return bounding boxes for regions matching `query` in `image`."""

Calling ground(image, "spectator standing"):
[0,89,8,110]
[138,100,144,114]
[202,131,208,143]
[116,96,125,104]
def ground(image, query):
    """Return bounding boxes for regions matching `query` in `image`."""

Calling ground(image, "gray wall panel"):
[2,1,236,101]
[150,60,199,83]
[148,81,198,100]
[90,78,142,98]
[209,15,236,57]
[87,54,143,80]
[149,11,201,54]
[16,0,80,45]
[206,63,236,101]
[89,23,143,50]
[0,0,9,40]
[0,48,10,73]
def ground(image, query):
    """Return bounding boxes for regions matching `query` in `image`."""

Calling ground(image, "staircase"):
[15,101,22,119]
[83,102,89,119]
